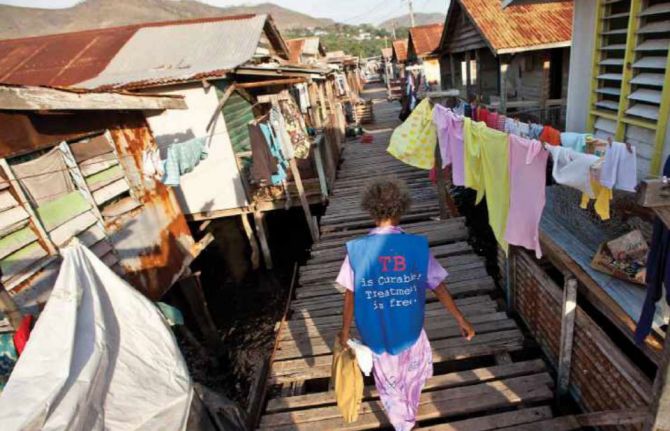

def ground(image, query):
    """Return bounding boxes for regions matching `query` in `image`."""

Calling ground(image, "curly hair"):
[361,177,411,222]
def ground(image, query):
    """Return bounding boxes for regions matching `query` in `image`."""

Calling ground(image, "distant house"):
[0,84,204,308]
[437,0,573,118]
[407,23,444,86]
[391,39,408,78]
[0,15,338,224]
[287,37,326,64]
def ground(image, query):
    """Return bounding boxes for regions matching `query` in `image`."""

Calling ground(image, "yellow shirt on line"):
[463,118,510,253]
[387,99,437,170]
[580,179,612,221]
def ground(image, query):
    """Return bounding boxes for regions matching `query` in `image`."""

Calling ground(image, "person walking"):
[336,177,475,431]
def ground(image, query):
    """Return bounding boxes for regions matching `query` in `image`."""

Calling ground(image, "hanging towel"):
[332,341,363,423]
[560,132,591,153]
[496,114,507,132]
[388,99,437,170]
[249,123,278,184]
[504,135,548,258]
[432,105,465,186]
[280,99,311,159]
[546,146,599,197]
[539,126,561,146]
[11,147,75,206]
[635,156,670,344]
[260,122,288,185]
[162,137,208,187]
[486,111,499,130]
[529,123,544,140]
[600,141,638,192]
[580,179,612,221]
[464,119,510,252]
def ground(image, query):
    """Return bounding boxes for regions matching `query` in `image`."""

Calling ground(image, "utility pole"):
[392,21,397,40]
[408,0,416,28]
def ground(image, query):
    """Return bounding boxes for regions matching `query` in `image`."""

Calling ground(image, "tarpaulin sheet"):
[0,243,192,430]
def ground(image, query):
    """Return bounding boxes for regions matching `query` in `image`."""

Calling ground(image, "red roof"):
[408,23,444,57]
[457,0,573,53]
[392,40,408,62]
[0,14,257,87]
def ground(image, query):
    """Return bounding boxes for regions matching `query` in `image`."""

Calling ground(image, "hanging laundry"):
[142,148,164,179]
[504,135,548,258]
[539,126,561,146]
[600,141,638,192]
[0,333,17,391]
[13,314,34,356]
[388,99,437,170]
[546,145,599,197]
[463,103,472,119]
[432,105,465,186]
[470,104,478,121]
[504,118,523,137]
[270,106,295,160]
[11,147,75,206]
[453,100,465,117]
[331,340,363,423]
[635,156,670,344]
[464,118,510,251]
[295,83,311,113]
[580,179,612,221]
[162,137,208,187]
[478,107,489,125]
[249,123,279,184]
[560,132,591,153]
[496,114,507,132]
[528,123,544,140]
[261,122,288,185]
[280,100,312,159]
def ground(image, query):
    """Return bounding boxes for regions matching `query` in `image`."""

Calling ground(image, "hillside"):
[0,0,334,40]
[379,12,445,30]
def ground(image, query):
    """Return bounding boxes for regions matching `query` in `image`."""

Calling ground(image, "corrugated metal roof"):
[408,24,444,57]
[392,40,408,62]
[457,0,573,53]
[80,15,270,89]
[0,14,269,88]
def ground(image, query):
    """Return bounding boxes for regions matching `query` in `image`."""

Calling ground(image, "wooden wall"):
[499,247,652,430]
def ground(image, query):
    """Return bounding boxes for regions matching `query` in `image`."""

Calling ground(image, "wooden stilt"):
[289,159,319,242]
[0,272,22,330]
[449,53,457,89]
[179,273,219,348]
[254,210,273,269]
[241,214,260,270]
[557,277,577,398]
[499,58,509,114]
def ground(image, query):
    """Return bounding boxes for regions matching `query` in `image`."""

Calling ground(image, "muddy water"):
[181,207,319,409]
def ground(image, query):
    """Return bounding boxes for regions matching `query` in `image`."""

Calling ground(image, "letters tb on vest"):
[346,233,430,355]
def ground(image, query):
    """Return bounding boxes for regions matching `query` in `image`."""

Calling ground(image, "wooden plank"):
[92,178,130,206]
[416,407,553,430]
[266,359,547,413]
[557,277,577,397]
[505,408,648,431]
[0,85,186,111]
[260,373,553,429]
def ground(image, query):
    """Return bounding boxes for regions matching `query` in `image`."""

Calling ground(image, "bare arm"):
[339,289,354,347]
[433,282,475,340]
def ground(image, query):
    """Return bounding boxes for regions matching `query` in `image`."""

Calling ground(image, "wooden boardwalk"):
[257,86,558,430]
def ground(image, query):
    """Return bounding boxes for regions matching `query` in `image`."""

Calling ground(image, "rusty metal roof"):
[392,40,408,62]
[0,14,274,88]
[287,39,306,63]
[408,24,444,58]
[80,15,273,89]
[456,0,573,54]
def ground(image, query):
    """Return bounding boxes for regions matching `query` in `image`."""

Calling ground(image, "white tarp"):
[0,244,192,430]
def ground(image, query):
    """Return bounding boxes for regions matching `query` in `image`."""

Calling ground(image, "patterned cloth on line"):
[162,137,208,186]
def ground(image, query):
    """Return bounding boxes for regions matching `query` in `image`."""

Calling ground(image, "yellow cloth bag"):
[331,340,363,423]
[464,119,510,252]
[387,99,437,169]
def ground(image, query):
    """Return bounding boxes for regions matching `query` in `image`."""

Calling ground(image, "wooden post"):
[318,83,328,122]
[449,53,457,89]
[465,51,472,96]
[253,210,273,269]
[541,53,551,123]
[646,333,670,430]
[241,214,260,270]
[499,58,509,114]
[475,49,482,95]
[289,159,319,242]
[312,135,329,199]
[179,272,219,348]
[0,269,22,330]
[557,277,578,398]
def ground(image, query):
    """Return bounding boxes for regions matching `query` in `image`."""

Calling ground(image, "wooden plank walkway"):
[257,85,558,430]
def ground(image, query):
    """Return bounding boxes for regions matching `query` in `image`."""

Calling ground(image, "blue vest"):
[346,233,429,355]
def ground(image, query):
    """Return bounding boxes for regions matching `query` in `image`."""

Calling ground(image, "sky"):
[0,0,448,24]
